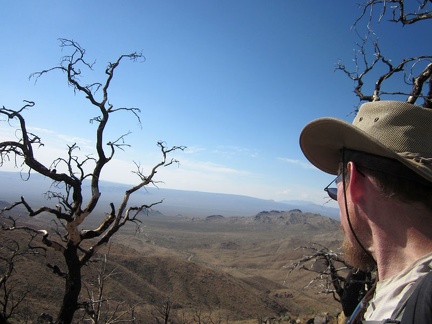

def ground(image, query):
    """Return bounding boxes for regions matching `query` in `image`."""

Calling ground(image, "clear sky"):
[0,1,429,207]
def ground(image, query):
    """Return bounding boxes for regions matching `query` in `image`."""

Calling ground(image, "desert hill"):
[112,210,343,321]
[0,209,343,323]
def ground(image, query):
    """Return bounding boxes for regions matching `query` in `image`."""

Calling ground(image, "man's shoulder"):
[401,268,432,323]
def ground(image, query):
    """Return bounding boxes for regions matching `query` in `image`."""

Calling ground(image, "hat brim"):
[299,117,406,175]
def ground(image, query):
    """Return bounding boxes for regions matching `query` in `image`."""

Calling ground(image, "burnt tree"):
[0,39,185,323]
[285,244,374,317]
[336,0,432,107]
[0,231,44,323]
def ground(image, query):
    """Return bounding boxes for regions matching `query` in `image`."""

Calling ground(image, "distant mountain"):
[0,171,339,219]
[201,210,340,232]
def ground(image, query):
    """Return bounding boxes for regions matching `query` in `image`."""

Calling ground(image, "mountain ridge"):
[0,171,339,219]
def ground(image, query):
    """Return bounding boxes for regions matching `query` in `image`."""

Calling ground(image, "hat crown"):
[354,101,432,157]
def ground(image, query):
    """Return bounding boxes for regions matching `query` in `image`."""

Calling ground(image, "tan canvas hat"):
[299,101,432,183]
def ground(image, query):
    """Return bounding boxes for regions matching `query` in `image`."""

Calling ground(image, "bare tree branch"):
[338,0,432,108]
[355,0,432,26]
[285,243,375,317]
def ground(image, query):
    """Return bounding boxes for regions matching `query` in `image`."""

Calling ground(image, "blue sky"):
[0,1,429,207]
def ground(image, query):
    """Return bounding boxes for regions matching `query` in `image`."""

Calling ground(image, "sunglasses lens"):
[324,173,342,201]
[325,187,338,200]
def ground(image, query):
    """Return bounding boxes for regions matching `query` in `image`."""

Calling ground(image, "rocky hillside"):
[0,209,343,323]
[203,209,339,229]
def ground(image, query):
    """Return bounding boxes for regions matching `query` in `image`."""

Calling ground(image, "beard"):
[342,234,376,272]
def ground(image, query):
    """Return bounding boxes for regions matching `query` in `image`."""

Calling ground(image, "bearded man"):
[300,101,432,323]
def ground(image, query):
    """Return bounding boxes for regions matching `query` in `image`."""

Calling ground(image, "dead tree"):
[284,243,374,317]
[0,239,27,323]
[336,0,432,108]
[0,39,185,323]
[153,299,174,324]
[0,227,45,323]
[81,249,136,324]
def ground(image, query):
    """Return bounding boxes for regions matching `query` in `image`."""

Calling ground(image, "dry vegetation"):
[1,209,343,323]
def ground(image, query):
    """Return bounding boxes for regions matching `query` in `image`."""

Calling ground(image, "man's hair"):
[343,149,432,211]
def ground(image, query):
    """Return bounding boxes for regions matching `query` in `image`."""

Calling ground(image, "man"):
[299,101,432,323]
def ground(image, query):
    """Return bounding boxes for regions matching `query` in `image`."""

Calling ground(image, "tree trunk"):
[57,244,81,324]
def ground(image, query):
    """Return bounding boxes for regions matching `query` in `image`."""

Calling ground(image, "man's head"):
[299,101,432,270]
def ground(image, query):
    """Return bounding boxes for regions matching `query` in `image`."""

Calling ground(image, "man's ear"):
[347,162,365,203]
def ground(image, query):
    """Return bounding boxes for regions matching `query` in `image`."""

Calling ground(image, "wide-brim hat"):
[299,100,432,183]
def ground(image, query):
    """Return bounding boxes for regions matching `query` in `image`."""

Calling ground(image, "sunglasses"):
[324,173,343,201]
[325,166,367,200]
